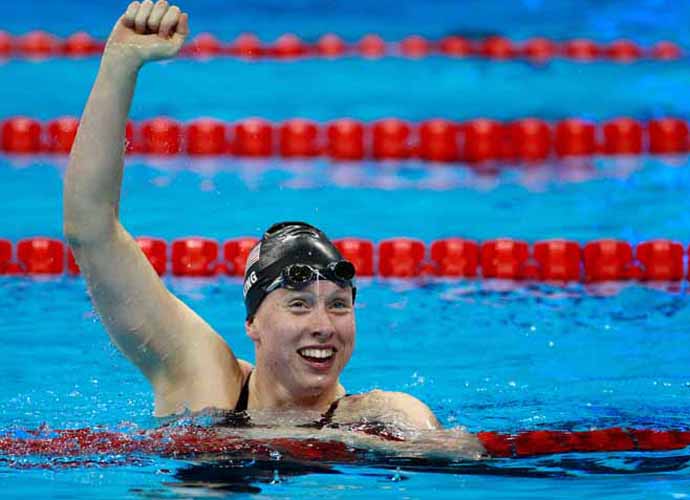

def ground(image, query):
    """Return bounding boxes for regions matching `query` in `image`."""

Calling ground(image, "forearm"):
[63,49,141,245]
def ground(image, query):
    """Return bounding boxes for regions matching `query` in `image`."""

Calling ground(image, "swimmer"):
[63,1,484,458]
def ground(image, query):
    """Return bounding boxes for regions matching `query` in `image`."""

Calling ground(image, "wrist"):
[101,44,144,75]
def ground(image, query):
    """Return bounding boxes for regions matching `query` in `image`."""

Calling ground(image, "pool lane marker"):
[2,116,690,161]
[0,426,688,460]
[2,237,690,282]
[0,30,684,62]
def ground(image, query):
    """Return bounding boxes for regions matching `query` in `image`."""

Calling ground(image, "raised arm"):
[63,1,244,416]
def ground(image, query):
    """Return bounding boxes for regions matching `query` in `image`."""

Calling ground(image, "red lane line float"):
[0,427,687,461]
[605,39,642,62]
[463,119,504,163]
[399,35,432,58]
[137,237,168,276]
[17,238,65,275]
[635,240,684,281]
[316,34,347,57]
[63,32,102,57]
[270,34,308,59]
[184,33,224,57]
[601,117,643,155]
[185,119,228,155]
[378,238,426,277]
[555,119,596,157]
[334,238,375,277]
[562,39,602,60]
[327,119,366,160]
[280,119,321,157]
[419,119,460,162]
[1,117,42,153]
[16,30,61,57]
[66,247,80,275]
[4,237,690,282]
[533,240,582,282]
[631,429,690,451]
[430,239,479,277]
[438,36,472,57]
[648,118,689,154]
[124,120,136,153]
[479,36,516,59]
[228,33,263,58]
[480,239,530,279]
[651,41,682,60]
[357,34,387,58]
[140,117,183,155]
[224,237,259,276]
[0,30,12,56]
[171,238,219,277]
[46,116,79,154]
[583,239,635,282]
[0,238,14,274]
[521,37,559,62]
[233,118,273,157]
[372,118,413,160]
[508,118,552,161]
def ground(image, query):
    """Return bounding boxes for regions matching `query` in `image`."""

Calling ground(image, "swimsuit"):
[223,372,402,440]
[229,371,344,429]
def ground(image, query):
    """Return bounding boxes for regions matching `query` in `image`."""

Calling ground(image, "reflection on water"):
[164,449,690,496]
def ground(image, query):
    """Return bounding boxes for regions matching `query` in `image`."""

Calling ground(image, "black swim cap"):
[243,222,356,319]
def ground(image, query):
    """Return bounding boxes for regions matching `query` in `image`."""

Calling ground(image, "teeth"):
[299,348,335,359]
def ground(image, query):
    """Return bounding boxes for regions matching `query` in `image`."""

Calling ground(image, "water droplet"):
[270,469,281,485]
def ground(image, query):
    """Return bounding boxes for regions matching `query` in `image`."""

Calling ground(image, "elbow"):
[63,205,118,248]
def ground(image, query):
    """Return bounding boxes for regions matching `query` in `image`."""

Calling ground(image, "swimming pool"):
[2,0,690,498]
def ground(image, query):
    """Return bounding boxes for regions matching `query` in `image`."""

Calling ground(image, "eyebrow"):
[284,288,351,301]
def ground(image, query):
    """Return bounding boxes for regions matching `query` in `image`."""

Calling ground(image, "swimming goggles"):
[265,261,355,293]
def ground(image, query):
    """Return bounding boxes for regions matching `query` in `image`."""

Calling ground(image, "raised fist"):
[105,0,189,65]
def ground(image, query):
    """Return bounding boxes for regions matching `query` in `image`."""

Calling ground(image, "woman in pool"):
[63,0,484,456]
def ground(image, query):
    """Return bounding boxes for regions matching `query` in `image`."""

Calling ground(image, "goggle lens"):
[281,261,355,289]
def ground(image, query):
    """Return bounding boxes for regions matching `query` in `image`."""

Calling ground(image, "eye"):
[288,299,310,310]
[330,298,351,311]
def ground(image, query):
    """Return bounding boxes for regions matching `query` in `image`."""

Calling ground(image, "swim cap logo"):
[246,243,261,271]
[243,271,257,298]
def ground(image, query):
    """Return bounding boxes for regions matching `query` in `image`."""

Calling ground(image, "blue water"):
[2,0,690,498]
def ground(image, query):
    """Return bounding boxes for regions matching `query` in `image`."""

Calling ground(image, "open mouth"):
[297,347,336,363]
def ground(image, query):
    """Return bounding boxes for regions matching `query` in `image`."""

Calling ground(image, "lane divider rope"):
[0,426,688,460]
[2,236,690,282]
[2,116,690,162]
[0,30,684,62]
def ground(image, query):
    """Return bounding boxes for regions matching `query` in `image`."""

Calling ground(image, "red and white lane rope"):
[2,116,690,161]
[0,30,684,62]
[2,236,690,282]
[0,426,688,460]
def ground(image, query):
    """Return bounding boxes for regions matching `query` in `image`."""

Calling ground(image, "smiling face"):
[246,280,356,402]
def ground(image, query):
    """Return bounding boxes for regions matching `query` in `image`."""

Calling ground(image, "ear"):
[245,316,260,343]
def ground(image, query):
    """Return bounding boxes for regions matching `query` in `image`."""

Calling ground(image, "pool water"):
[2,0,690,498]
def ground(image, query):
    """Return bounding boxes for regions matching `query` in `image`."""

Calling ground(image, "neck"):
[249,365,343,412]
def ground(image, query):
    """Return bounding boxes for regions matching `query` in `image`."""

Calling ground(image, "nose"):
[309,303,336,340]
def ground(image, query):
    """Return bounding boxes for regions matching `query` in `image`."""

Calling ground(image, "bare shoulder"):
[335,389,441,430]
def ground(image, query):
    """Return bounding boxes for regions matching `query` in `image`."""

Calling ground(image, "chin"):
[297,372,336,396]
